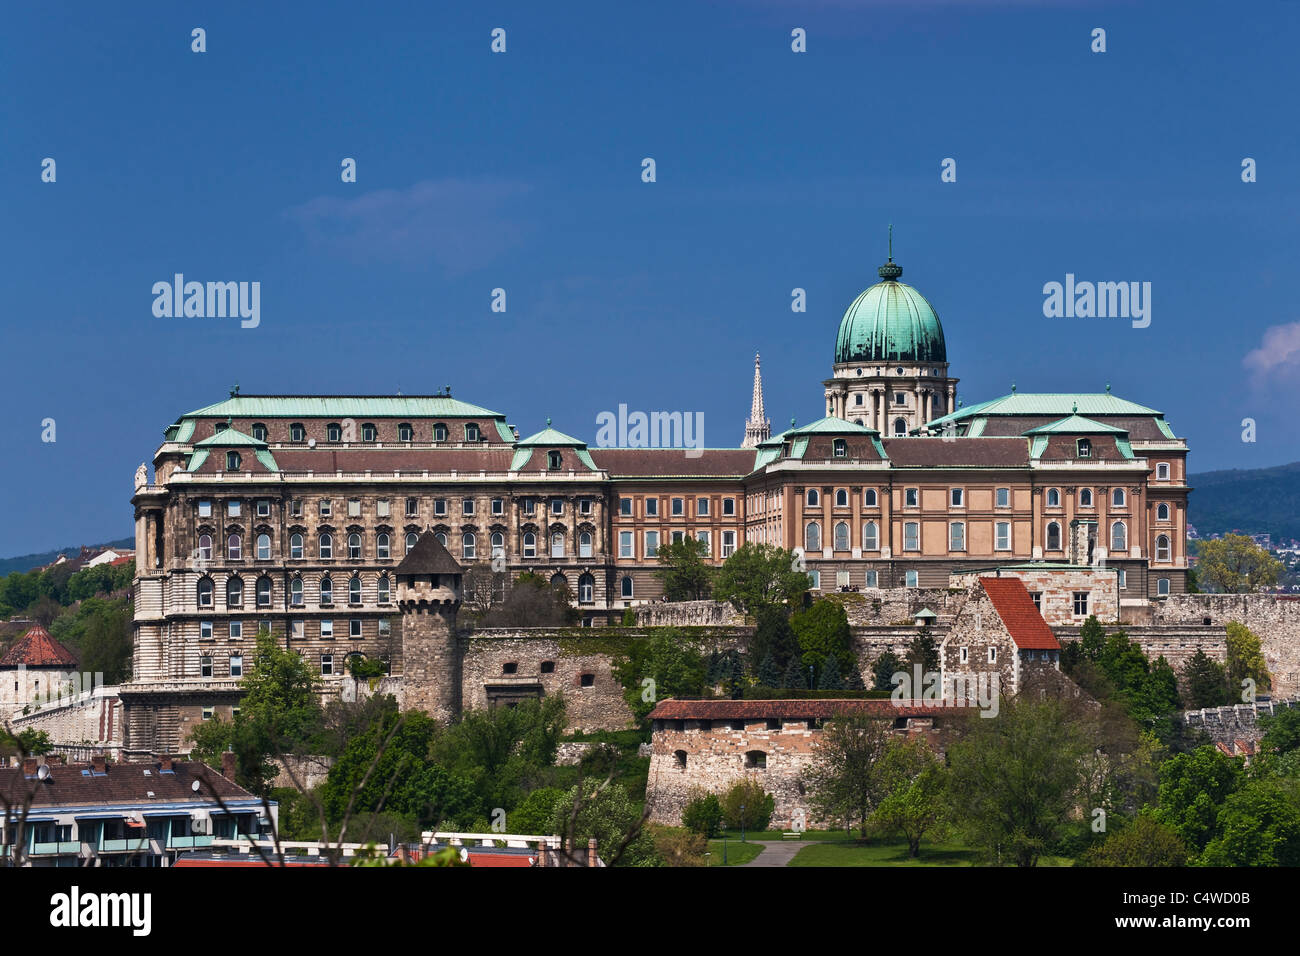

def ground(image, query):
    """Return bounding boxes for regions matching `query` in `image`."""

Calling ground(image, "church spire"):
[742,352,771,448]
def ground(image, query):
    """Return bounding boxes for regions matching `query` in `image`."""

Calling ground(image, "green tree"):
[802,711,891,838]
[1152,745,1243,853]
[872,736,948,857]
[78,599,133,684]
[551,781,659,866]
[905,632,940,676]
[1200,779,1300,866]
[872,651,903,692]
[817,655,844,690]
[719,778,774,832]
[844,663,867,691]
[713,543,810,616]
[750,606,801,675]
[1082,813,1189,867]
[792,599,854,680]
[654,536,714,601]
[947,695,1089,867]
[756,652,781,689]
[509,787,565,836]
[782,656,808,689]
[1195,534,1283,593]
[1078,614,1106,662]
[612,632,708,726]
[681,789,724,837]
[1181,648,1232,709]
[478,572,579,627]
[1225,621,1272,696]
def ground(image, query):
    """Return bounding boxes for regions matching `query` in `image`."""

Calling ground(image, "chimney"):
[160,754,173,772]
[91,755,107,775]
[221,751,237,780]
[22,758,38,776]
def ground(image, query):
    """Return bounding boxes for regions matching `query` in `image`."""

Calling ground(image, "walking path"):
[739,839,813,867]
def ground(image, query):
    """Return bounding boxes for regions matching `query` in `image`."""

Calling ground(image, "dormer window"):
[226,451,242,471]
[327,423,342,442]
[251,423,267,441]
[1077,438,1092,458]
[465,423,481,442]
[833,439,847,458]
[548,450,562,470]
[361,423,377,442]
[290,423,306,442]
[398,423,413,442]
[433,423,448,442]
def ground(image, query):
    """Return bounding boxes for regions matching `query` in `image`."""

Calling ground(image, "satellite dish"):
[36,764,50,781]
[192,779,201,792]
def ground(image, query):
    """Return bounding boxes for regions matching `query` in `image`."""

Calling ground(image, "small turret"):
[394,532,464,723]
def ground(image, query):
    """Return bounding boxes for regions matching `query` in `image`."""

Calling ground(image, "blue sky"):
[2,1,1298,555]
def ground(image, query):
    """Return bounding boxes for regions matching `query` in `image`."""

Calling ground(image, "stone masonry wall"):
[633,601,745,627]
[1180,698,1298,747]
[1153,594,1300,698]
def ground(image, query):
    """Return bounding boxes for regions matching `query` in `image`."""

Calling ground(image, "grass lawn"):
[789,839,1075,867]
[705,838,764,866]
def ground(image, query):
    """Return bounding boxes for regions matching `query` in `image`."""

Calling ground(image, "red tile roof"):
[883,438,1029,468]
[978,577,1060,650]
[587,448,755,477]
[0,624,78,669]
[647,698,971,720]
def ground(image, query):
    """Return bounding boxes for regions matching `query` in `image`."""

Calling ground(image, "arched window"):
[833,439,847,458]
[894,418,907,436]
[1079,488,1093,507]
[376,576,390,604]
[251,423,267,441]
[463,533,476,560]
[398,422,413,442]
[435,531,447,546]
[227,534,242,560]
[1046,488,1060,507]
[744,750,767,769]
[1111,521,1127,552]
[621,576,634,599]
[1112,488,1126,508]
[674,750,687,769]
[835,489,848,507]
[807,489,819,507]
[579,530,592,558]
[256,576,272,607]
[320,575,334,604]
[548,450,562,470]
[319,533,333,559]
[290,533,303,559]
[578,573,594,604]
[863,521,878,551]
[834,522,850,551]
[864,489,878,507]
[349,576,362,605]
[347,533,362,559]
[290,577,303,606]
[1156,535,1171,561]
[198,534,213,561]
[376,533,390,559]
[433,423,447,442]
[361,423,377,442]
[226,577,243,607]
[523,531,536,558]
[1047,521,1062,551]
[226,451,242,471]
[256,533,271,560]
[1157,503,1170,521]
[198,577,214,607]
[290,423,306,442]
[805,522,821,552]
[327,423,342,442]
[550,533,564,558]
[405,532,418,554]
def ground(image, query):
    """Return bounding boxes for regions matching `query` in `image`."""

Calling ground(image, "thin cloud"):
[284,178,531,273]
[1243,321,1300,386]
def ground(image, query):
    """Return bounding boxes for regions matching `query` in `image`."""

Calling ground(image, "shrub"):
[681,789,723,837]
[649,824,707,866]
[720,778,774,832]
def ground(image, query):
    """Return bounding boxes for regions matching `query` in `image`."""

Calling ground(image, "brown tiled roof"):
[977,415,1170,442]
[0,760,258,810]
[882,438,1029,468]
[273,448,517,473]
[979,577,1060,650]
[646,698,971,720]
[588,449,755,477]
[394,531,463,576]
[0,625,78,669]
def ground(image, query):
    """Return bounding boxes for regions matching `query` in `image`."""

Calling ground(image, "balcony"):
[168,835,215,849]
[31,841,81,855]
[101,837,150,853]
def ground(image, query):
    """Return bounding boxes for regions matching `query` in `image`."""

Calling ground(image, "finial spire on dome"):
[1011,382,1017,394]
[546,417,551,427]
[878,224,903,280]
[1072,402,1078,414]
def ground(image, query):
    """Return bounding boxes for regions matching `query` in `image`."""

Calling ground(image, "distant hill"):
[1189,461,1300,542]
[0,537,134,578]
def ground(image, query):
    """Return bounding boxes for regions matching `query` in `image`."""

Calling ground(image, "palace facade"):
[124,250,1189,751]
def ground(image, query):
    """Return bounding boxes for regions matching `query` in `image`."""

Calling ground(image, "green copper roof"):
[786,416,880,437]
[928,392,1161,430]
[181,395,505,420]
[509,448,533,471]
[516,423,587,447]
[186,450,209,472]
[1023,415,1129,435]
[834,261,946,365]
[193,427,268,448]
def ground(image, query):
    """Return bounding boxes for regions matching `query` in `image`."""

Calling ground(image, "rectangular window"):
[321,655,333,675]
[434,498,447,516]
[697,497,709,516]
[960,647,968,664]
[996,488,1010,508]
[228,621,242,640]
[1157,578,1170,596]
[646,498,659,517]
[290,619,304,641]
[620,531,634,558]
[579,498,592,515]
[723,498,735,516]
[864,570,878,587]
[290,499,303,518]
[904,522,920,551]
[696,530,710,554]
[464,498,476,516]
[645,531,659,558]
[949,522,965,551]
[1156,463,1169,480]
[198,499,212,518]
[320,620,333,639]
[378,619,391,638]
[319,500,331,518]
[1073,592,1089,615]
[808,569,821,589]
[492,498,504,515]
[950,488,963,508]
[522,498,535,516]
[836,570,850,589]
[551,499,563,515]
[202,707,214,721]
[721,531,736,558]
[1117,569,1127,589]
[350,619,362,638]
[229,655,243,677]
[228,500,241,517]
[672,530,685,544]
[377,499,390,518]
[406,497,419,516]
[200,621,213,640]
[671,498,684,517]
[620,498,632,516]
[200,656,212,678]
[995,522,1011,550]
[905,488,918,508]
[1030,591,1042,611]
[256,499,271,517]
[905,570,918,588]
[988,647,997,663]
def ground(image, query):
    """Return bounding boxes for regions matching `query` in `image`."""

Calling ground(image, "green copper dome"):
[834,260,947,365]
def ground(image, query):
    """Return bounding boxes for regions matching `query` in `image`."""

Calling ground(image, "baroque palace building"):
[124,249,1189,750]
